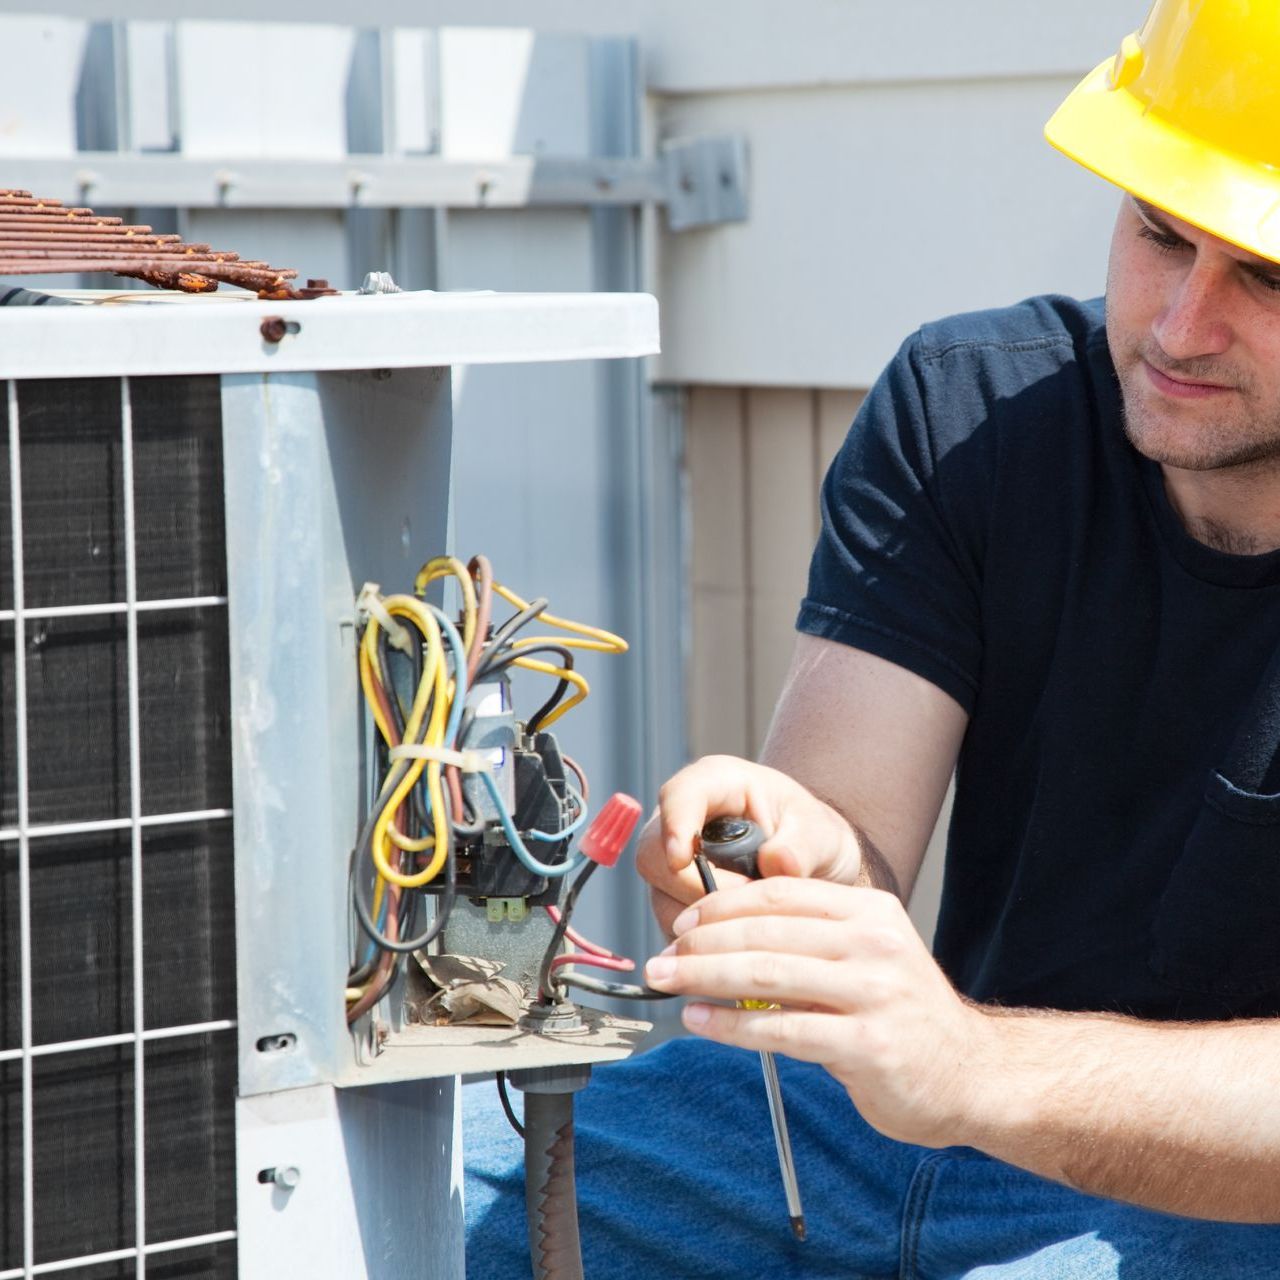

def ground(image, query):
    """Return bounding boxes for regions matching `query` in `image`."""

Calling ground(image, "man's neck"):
[1162,464,1280,555]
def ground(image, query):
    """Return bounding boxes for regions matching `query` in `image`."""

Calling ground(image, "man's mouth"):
[1142,359,1234,399]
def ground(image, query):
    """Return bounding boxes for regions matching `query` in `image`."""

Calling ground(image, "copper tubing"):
[0,188,316,298]
[1,247,244,263]
[0,225,186,241]
[0,258,296,292]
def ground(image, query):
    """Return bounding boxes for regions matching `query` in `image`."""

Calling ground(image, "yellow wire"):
[511,655,590,729]
[357,569,628,909]
[414,556,478,657]
[359,594,452,893]
[492,581,628,654]
[368,598,451,888]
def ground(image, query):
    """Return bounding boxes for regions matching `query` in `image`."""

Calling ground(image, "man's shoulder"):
[911,294,1105,368]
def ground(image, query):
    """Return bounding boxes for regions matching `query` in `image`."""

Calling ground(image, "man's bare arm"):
[759,632,967,900]
[962,1007,1280,1222]
[636,633,968,932]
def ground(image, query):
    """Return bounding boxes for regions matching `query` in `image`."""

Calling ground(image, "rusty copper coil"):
[0,188,335,299]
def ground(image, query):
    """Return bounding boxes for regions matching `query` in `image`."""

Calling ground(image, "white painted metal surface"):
[0,3,1147,94]
[236,1080,462,1280]
[654,76,1125,387]
[0,290,659,379]
[0,15,86,157]
[175,23,355,159]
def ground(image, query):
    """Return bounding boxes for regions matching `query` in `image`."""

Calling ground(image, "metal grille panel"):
[0,376,237,1279]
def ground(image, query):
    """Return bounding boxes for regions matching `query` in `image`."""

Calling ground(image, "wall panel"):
[685,381,948,941]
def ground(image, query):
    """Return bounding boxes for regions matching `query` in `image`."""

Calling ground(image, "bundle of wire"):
[345,554,629,1023]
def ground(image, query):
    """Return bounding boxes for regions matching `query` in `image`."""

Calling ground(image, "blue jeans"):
[464,1038,1280,1278]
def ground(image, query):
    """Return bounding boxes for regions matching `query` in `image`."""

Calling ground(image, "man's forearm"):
[959,1008,1280,1222]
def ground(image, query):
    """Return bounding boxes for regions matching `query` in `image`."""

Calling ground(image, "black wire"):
[376,628,407,742]
[349,760,459,956]
[450,641,577,839]
[476,643,575,735]
[558,972,676,1002]
[535,859,677,1004]
[537,860,597,1000]
[495,1071,525,1138]
[472,599,550,679]
[346,943,378,990]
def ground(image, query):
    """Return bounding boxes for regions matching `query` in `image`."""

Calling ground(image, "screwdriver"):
[695,817,806,1243]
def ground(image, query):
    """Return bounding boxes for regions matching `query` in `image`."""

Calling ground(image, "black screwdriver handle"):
[695,816,766,887]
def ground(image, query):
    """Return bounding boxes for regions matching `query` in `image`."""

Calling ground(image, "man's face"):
[1106,196,1280,473]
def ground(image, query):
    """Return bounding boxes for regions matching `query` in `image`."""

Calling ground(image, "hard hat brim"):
[1046,59,1280,266]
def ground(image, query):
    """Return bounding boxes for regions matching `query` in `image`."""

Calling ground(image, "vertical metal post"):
[120,377,147,1277]
[8,380,33,1279]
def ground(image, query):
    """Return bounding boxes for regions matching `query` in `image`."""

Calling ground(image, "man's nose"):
[1151,259,1233,361]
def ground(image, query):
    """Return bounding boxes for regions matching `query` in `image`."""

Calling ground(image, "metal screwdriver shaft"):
[758,1048,806,1241]
[695,818,806,1242]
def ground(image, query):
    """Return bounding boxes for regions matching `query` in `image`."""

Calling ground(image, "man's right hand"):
[635,754,864,938]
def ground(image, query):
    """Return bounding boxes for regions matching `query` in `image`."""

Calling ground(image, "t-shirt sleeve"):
[798,331,985,713]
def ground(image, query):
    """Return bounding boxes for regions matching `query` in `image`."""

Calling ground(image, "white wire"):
[121,376,147,1279]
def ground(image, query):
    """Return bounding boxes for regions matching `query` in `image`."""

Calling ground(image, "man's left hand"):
[643,877,991,1150]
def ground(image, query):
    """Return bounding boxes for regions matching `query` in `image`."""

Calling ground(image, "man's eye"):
[1249,269,1280,295]
[1137,224,1182,254]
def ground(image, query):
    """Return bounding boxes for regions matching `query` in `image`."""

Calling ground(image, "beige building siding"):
[684,383,949,942]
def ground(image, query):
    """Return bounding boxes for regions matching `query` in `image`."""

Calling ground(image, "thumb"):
[757,810,859,881]
[756,814,825,879]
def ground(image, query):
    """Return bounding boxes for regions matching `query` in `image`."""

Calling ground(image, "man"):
[466,4,1280,1274]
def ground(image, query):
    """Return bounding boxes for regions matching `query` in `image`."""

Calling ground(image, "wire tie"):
[356,582,414,653]
[388,744,491,773]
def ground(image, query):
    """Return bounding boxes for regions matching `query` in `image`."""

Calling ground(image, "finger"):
[649,885,697,938]
[668,915,855,962]
[657,756,771,871]
[681,1002,840,1064]
[637,823,737,917]
[687,875,879,930]
[645,950,856,1010]
[636,814,719,895]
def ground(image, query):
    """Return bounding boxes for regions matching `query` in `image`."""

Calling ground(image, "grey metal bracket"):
[4,144,749,228]
[660,134,750,232]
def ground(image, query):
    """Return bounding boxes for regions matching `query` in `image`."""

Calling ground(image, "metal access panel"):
[0,287,659,1280]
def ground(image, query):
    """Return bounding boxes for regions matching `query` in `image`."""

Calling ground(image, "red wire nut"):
[579,793,642,866]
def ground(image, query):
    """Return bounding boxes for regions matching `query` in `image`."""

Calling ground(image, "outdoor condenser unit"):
[0,286,659,1280]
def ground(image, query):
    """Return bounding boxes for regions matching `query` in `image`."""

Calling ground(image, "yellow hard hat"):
[1045,0,1280,264]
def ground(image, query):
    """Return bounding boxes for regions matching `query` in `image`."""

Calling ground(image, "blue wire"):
[478,769,586,879]
[426,603,469,747]
[526,783,588,841]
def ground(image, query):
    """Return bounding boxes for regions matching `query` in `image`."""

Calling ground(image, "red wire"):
[549,951,635,974]
[544,905,627,959]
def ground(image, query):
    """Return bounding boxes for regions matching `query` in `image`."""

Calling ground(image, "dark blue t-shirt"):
[799,294,1280,1020]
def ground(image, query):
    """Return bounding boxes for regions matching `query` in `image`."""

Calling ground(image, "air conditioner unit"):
[0,286,658,1280]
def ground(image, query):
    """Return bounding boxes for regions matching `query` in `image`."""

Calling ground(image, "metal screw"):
[260,316,288,344]
[258,1166,301,1190]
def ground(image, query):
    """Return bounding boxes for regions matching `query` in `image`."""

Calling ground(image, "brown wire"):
[346,864,402,1024]
[561,754,589,805]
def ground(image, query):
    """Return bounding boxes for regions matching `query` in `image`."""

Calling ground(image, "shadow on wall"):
[683,381,949,944]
